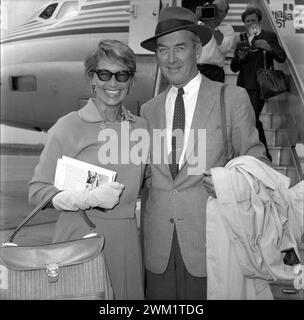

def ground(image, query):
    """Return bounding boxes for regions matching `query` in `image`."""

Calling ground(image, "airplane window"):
[39,3,58,20]
[56,1,78,20]
[28,8,43,21]
[10,76,37,92]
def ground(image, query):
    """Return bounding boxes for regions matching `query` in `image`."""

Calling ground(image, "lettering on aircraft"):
[272,2,304,33]
[272,3,293,29]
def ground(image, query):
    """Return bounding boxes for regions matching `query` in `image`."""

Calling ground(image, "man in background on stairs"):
[186,0,236,83]
[230,7,287,162]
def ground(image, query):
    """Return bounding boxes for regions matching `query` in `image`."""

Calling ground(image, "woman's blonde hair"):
[85,39,136,79]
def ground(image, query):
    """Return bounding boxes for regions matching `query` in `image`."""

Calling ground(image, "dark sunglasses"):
[94,69,132,82]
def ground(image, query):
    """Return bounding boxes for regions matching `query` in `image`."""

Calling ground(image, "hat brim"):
[140,24,212,52]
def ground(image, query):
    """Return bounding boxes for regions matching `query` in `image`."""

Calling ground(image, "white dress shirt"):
[197,23,235,68]
[165,72,202,168]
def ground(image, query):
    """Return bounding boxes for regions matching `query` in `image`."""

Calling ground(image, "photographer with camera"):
[195,0,235,83]
[230,7,286,162]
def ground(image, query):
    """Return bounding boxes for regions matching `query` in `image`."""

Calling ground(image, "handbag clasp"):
[46,263,60,283]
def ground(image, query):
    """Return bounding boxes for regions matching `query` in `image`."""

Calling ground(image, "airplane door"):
[128,0,161,54]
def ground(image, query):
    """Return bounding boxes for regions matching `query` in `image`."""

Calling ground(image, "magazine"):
[54,156,117,192]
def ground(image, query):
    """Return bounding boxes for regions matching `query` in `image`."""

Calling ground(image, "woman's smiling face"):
[93,58,132,108]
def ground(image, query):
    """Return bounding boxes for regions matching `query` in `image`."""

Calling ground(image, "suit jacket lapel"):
[180,76,217,172]
[159,90,167,131]
[151,87,172,176]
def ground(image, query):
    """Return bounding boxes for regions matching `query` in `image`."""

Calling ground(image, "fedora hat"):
[140,6,212,52]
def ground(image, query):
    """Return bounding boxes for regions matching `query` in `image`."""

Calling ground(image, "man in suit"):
[230,7,287,162]
[140,6,268,300]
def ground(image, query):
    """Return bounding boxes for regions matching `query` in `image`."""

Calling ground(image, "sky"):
[1,0,48,144]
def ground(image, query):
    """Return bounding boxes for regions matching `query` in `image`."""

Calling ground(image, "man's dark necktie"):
[170,87,185,179]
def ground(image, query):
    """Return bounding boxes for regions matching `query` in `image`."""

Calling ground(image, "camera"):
[239,32,250,53]
[248,24,261,52]
[196,0,217,21]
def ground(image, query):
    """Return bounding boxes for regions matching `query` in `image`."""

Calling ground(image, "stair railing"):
[253,0,304,183]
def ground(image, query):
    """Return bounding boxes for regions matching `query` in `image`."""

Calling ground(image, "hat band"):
[155,19,196,36]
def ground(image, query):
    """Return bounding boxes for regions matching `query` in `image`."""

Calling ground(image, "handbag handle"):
[220,84,229,165]
[253,49,267,71]
[4,191,96,245]
[262,50,267,70]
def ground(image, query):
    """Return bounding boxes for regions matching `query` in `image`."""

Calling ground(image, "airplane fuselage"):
[1,0,157,130]
[1,0,249,131]
[2,33,157,130]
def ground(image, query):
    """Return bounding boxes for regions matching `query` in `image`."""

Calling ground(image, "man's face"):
[244,13,260,33]
[156,30,202,88]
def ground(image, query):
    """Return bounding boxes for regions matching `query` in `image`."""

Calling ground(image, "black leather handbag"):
[0,193,113,300]
[256,50,290,100]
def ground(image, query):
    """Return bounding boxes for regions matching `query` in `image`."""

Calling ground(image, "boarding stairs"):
[225,60,303,187]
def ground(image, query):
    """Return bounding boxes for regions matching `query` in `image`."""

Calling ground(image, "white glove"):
[86,182,124,209]
[52,182,124,211]
[52,189,90,211]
